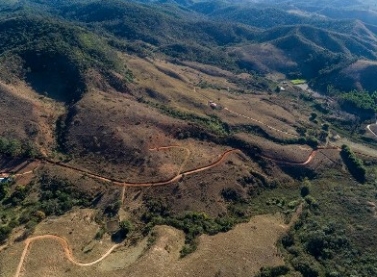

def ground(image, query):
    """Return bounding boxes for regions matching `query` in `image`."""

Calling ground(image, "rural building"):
[209,101,218,109]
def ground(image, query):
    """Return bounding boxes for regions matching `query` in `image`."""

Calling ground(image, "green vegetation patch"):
[0,136,38,158]
[340,145,366,183]
[141,197,249,257]
[340,90,377,120]
[277,174,377,277]
[0,174,100,243]
[0,15,128,102]
[291,79,307,85]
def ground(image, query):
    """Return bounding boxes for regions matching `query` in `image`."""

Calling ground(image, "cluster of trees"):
[111,219,134,242]
[0,173,99,243]
[142,198,242,257]
[0,137,37,158]
[234,124,319,148]
[282,213,353,277]
[340,145,366,183]
[340,90,377,120]
[38,174,95,216]
[0,225,11,243]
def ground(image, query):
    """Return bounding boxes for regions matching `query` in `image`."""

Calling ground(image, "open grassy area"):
[291,79,307,85]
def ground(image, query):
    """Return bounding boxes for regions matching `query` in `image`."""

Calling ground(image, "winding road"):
[367,123,377,138]
[9,144,318,277]
[41,149,240,187]
[9,147,240,277]
[6,110,377,277]
[14,235,120,277]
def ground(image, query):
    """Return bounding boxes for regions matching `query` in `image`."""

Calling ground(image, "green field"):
[291,79,307,85]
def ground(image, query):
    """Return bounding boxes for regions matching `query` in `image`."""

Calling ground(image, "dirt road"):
[14,235,120,277]
[367,123,377,138]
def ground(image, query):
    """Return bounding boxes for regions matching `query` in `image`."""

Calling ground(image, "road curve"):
[14,235,119,277]
[42,149,241,188]
[367,124,377,138]
[262,146,339,166]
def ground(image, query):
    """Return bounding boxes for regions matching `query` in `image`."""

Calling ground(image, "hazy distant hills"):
[0,0,377,92]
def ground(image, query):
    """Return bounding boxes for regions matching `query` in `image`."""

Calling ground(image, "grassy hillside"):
[1,2,377,276]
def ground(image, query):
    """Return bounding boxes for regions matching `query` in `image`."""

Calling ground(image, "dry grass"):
[0,54,350,277]
[0,81,65,156]
[1,212,288,277]
[122,214,287,277]
[229,43,298,73]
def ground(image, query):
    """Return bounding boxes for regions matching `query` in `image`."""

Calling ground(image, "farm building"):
[209,101,218,109]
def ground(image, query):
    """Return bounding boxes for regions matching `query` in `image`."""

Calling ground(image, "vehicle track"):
[262,147,339,166]
[14,235,120,277]
[149,145,191,175]
[224,107,298,137]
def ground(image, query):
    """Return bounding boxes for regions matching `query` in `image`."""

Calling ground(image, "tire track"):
[224,107,298,137]
[262,147,339,166]
[149,145,191,175]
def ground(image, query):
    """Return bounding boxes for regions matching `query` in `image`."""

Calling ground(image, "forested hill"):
[0,0,377,93]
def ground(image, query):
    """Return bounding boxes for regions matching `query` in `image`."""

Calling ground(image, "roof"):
[0,177,10,183]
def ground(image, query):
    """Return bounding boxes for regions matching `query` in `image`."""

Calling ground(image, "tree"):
[0,225,12,243]
[309,113,318,122]
[322,123,330,131]
[119,220,133,235]
[301,186,310,198]
[340,145,366,183]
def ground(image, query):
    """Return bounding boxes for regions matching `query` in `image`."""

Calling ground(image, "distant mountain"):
[1,0,377,93]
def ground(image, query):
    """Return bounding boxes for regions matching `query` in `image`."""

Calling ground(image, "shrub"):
[340,145,366,183]
[221,187,241,202]
[0,225,12,243]
[257,265,290,277]
[95,227,106,240]
[291,257,320,277]
[301,186,310,197]
[304,196,318,208]
[119,220,133,235]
